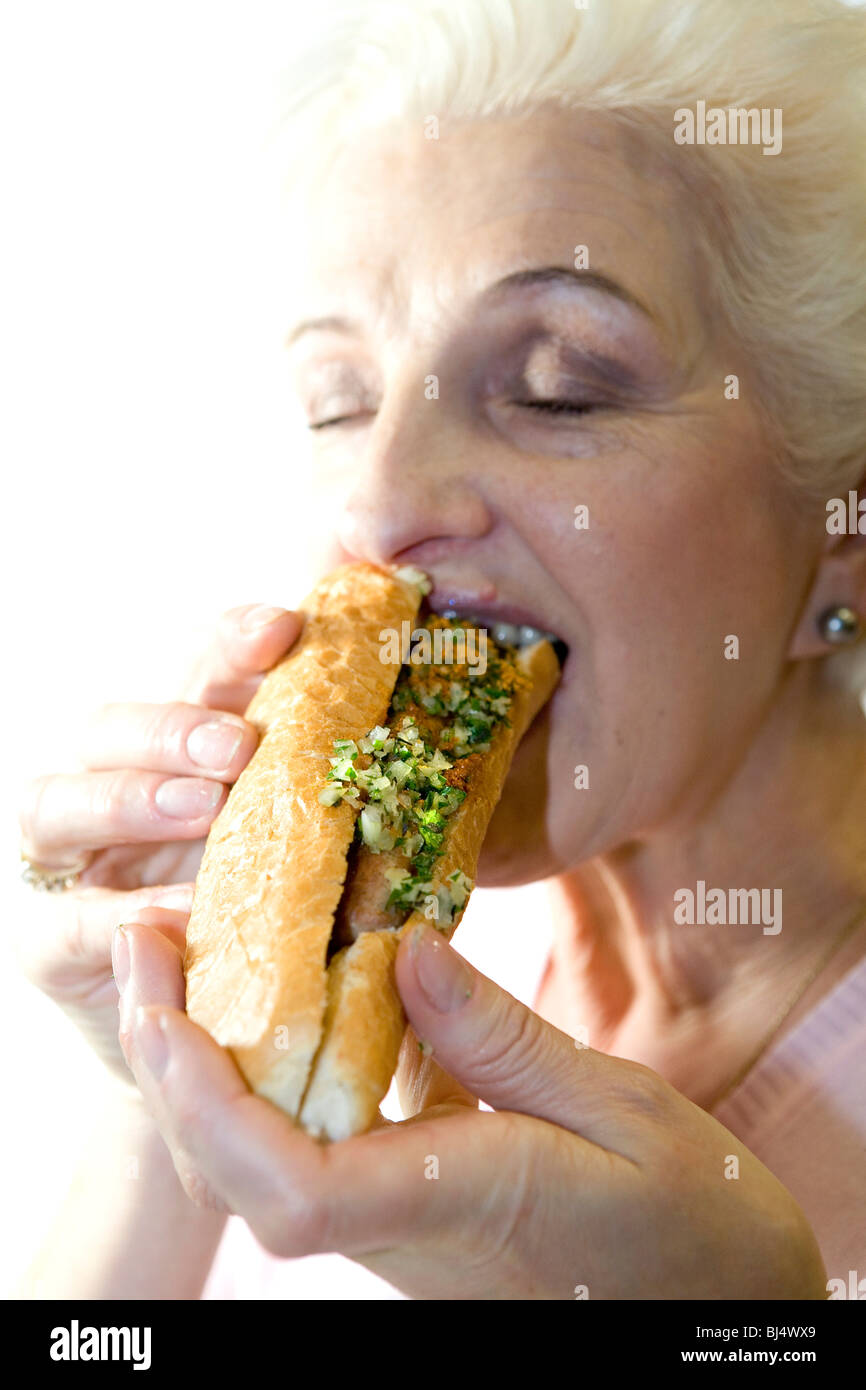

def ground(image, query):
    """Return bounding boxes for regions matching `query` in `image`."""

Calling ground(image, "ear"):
[788,480,866,659]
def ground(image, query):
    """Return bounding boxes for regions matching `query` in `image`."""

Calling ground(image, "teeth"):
[439,612,560,649]
[519,623,554,647]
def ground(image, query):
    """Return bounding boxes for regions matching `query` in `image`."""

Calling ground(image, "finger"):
[116,922,230,1211]
[15,885,192,1001]
[395,924,673,1152]
[115,921,186,1021]
[180,604,304,712]
[78,702,256,779]
[125,997,524,1260]
[395,1023,478,1116]
[18,768,228,861]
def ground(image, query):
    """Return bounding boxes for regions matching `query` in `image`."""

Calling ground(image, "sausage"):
[330,844,410,953]
[329,754,485,957]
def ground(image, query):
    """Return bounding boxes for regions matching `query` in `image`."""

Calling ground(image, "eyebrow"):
[486,267,654,319]
[285,314,357,347]
[285,266,653,347]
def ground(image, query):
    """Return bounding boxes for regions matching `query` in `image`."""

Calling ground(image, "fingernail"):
[186,718,245,772]
[411,924,474,1013]
[135,1007,169,1080]
[155,777,223,819]
[241,604,288,632]
[112,925,130,994]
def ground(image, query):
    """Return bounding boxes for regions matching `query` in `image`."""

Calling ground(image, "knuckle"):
[219,607,253,653]
[150,702,194,762]
[94,769,144,828]
[475,999,548,1085]
[222,604,251,629]
[259,1179,326,1259]
[619,1061,675,1123]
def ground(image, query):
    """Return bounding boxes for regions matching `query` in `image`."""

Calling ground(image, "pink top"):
[202,887,866,1299]
[712,950,866,1295]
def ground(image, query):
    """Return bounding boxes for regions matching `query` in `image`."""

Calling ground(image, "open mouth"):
[420,598,570,668]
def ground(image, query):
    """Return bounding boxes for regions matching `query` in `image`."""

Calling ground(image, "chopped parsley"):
[318,618,527,927]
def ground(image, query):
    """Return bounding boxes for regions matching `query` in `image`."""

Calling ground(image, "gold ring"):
[20,851,92,893]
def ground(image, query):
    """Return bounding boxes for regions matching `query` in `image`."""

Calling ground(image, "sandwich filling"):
[319,615,531,940]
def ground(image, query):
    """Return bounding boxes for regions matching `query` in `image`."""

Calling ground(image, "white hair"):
[271,0,866,505]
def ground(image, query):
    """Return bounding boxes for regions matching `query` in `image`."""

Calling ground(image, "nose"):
[333,369,493,567]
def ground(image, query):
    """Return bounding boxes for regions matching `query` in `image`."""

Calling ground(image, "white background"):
[0,0,552,1299]
[5,0,862,1304]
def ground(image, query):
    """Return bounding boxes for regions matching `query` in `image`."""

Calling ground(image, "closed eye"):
[511,398,596,416]
[308,413,367,431]
[308,398,602,429]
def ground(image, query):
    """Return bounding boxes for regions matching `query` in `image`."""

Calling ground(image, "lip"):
[423,587,551,634]
[420,583,570,666]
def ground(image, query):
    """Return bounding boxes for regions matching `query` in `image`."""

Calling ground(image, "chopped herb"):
[319,617,528,918]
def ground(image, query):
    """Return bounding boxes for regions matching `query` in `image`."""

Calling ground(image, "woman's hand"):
[15,603,302,1083]
[116,918,828,1300]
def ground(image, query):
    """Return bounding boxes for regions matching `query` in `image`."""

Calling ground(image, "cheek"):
[544,438,793,674]
[616,480,794,658]
[582,490,790,742]
[518,456,795,838]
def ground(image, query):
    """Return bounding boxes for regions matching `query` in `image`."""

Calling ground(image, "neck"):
[542,662,866,1107]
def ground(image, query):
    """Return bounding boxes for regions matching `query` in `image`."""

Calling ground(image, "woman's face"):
[287,107,819,885]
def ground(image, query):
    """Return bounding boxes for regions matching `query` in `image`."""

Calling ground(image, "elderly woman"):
[16,0,866,1300]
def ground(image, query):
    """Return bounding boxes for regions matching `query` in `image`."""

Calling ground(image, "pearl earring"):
[818,606,862,645]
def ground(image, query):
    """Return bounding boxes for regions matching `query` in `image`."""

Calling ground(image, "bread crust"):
[297,929,404,1142]
[183,563,422,1116]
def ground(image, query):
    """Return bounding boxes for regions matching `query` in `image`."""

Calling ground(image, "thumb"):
[395,922,653,1148]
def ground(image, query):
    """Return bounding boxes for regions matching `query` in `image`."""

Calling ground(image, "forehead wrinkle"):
[379,167,696,337]
[300,122,720,371]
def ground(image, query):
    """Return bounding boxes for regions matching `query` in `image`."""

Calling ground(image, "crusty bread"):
[297,929,404,1142]
[183,563,422,1116]
[297,637,561,1140]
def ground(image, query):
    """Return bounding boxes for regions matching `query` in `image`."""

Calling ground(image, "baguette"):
[184,561,560,1140]
[183,563,423,1115]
